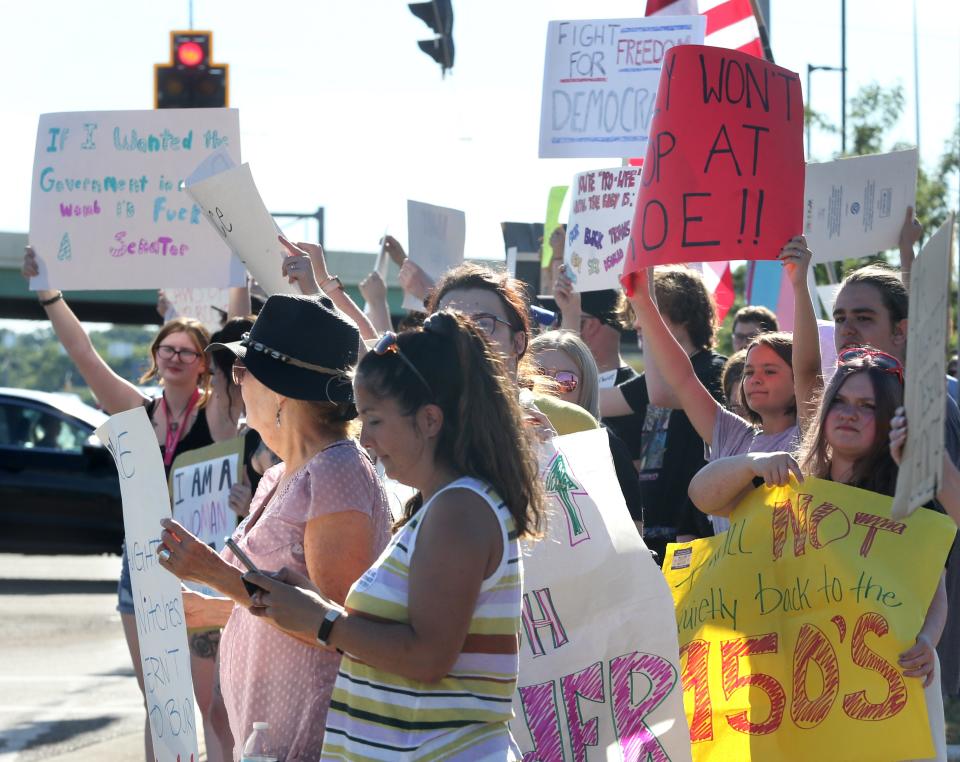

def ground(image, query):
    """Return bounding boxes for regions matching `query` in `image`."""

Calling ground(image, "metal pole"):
[316,207,325,248]
[913,0,921,153]
[841,0,847,154]
[188,0,193,29]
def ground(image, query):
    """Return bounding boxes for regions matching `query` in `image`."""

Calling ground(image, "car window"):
[0,400,91,453]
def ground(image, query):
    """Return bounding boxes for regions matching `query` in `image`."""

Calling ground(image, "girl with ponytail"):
[244,310,545,760]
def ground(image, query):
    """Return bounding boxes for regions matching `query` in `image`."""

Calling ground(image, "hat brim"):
[206,340,247,359]
[244,349,355,405]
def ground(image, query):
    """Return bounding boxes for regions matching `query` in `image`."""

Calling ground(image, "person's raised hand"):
[381,235,407,266]
[398,260,434,303]
[21,246,40,280]
[899,206,923,253]
[359,271,387,304]
[279,236,323,294]
[227,481,253,518]
[747,451,804,487]
[778,235,813,290]
[889,405,908,466]
[549,225,566,261]
[157,290,174,321]
[553,265,581,319]
[899,632,936,687]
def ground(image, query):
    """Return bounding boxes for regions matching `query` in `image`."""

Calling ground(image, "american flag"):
[645,0,767,60]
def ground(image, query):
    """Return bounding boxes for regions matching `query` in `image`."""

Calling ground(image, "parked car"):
[0,388,122,555]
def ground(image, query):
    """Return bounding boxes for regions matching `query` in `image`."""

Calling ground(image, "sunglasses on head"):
[541,367,579,394]
[231,361,248,386]
[373,332,434,397]
[837,346,904,385]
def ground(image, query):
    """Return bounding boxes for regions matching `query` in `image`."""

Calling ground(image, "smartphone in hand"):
[225,538,266,597]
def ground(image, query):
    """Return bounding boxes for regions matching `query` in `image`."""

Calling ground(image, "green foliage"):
[848,84,905,156]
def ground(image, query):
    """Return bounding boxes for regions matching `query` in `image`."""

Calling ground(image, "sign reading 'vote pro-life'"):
[621,45,804,295]
[539,17,705,159]
[663,478,955,762]
[29,109,246,291]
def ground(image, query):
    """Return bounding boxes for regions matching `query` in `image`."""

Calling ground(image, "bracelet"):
[39,291,63,307]
[320,276,343,294]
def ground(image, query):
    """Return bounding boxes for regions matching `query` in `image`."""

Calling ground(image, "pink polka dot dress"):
[219,440,391,761]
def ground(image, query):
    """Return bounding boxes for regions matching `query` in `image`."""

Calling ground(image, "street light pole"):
[841,0,847,154]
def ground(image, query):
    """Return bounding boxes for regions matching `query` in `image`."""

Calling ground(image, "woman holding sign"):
[689,350,960,759]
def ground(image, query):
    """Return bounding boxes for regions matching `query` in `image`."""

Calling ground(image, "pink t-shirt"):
[219,440,391,762]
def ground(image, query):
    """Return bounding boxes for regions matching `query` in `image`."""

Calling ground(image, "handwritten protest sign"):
[565,166,641,292]
[185,163,295,297]
[404,200,465,311]
[29,110,244,291]
[541,185,569,267]
[164,287,229,332]
[621,45,804,294]
[511,429,692,761]
[804,149,919,264]
[893,214,954,518]
[539,17,705,159]
[168,437,244,594]
[95,408,198,762]
[663,477,954,761]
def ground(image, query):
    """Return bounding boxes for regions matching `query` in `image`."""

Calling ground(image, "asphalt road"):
[0,554,144,761]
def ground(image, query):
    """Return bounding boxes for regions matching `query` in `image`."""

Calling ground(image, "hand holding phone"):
[225,537,266,598]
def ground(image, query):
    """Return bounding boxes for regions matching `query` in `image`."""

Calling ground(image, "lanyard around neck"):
[161,388,201,467]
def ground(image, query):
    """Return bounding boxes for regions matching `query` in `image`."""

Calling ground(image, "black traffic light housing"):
[409,1,454,75]
[155,31,229,109]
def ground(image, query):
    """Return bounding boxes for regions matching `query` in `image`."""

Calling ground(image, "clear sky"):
[0,0,957,260]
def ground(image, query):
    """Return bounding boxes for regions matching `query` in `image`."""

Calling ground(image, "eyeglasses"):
[231,362,247,386]
[837,347,905,385]
[541,368,579,394]
[157,344,201,364]
[373,332,433,396]
[471,312,515,337]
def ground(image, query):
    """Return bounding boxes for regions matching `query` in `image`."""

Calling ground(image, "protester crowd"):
[19,193,960,761]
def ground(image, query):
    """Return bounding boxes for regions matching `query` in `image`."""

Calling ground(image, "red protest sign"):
[621,45,804,295]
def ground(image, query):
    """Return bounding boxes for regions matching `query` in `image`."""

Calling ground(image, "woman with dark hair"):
[243,310,546,759]
[688,349,960,760]
[157,294,392,761]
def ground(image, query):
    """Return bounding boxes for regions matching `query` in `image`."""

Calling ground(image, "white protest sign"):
[185,163,295,297]
[511,428,692,761]
[405,200,465,311]
[95,408,198,762]
[804,149,919,263]
[29,109,245,291]
[164,288,229,332]
[506,246,518,278]
[539,17,705,159]
[565,165,641,292]
[169,438,244,594]
[893,214,954,518]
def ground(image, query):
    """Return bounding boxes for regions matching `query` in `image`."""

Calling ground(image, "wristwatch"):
[317,608,341,646]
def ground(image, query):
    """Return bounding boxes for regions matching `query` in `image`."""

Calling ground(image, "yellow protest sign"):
[663,477,955,761]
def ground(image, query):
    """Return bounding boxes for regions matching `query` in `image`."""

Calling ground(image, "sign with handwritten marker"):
[95,408,199,762]
[29,109,245,291]
[511,429,692,761]
[168,437,244,594]
[404,200,465,311]
[621,45,804,294]
[539,17,705,159]
[565,165,641,292]
[892,214,954,518]
[185,163,296,297]
[804,149,919,264]
[164,287,230,332]
[663,477,954,761]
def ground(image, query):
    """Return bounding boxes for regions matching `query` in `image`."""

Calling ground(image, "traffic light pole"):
[270,208,325,247]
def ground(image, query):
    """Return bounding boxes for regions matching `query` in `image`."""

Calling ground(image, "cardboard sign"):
[621,45,804,293]
[539,17,706,159]
[565,166,641,292]
[892,214,954,518]
[663,477,955,761]
[28,109,245,291]
[404,200,465,311]
[168,437,244,593]
[95,408,199,762]
[185,163,295,297]
[511,429,692,761]
[164,287,229,332]
[541,185,570,267]
[804,149,919,264]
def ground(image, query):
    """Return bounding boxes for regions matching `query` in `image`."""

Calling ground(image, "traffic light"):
[154,31,229,109]
[408,0,454,75]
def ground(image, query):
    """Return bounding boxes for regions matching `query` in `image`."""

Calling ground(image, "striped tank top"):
[321,476,523,760]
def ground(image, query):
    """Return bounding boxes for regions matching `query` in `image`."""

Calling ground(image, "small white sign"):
[405,200,465,311]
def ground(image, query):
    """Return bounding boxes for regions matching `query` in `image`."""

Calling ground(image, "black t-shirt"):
[619,350,727,533]
[602,365,644,459]
[605,426,643,523]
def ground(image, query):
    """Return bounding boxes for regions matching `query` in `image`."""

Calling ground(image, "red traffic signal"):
[155,31,228,109]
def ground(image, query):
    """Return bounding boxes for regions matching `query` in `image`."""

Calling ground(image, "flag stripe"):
[706,15,762,52]
[703,0,756,35]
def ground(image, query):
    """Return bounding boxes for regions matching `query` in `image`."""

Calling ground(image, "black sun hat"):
[207,294,359,404]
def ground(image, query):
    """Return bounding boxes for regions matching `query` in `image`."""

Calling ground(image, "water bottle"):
[241,721,278,762]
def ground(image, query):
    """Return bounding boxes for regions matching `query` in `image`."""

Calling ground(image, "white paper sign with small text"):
[29,109,245,291]
[539,16,705,159]
[164,288,230,332]
[95,407,199,762]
